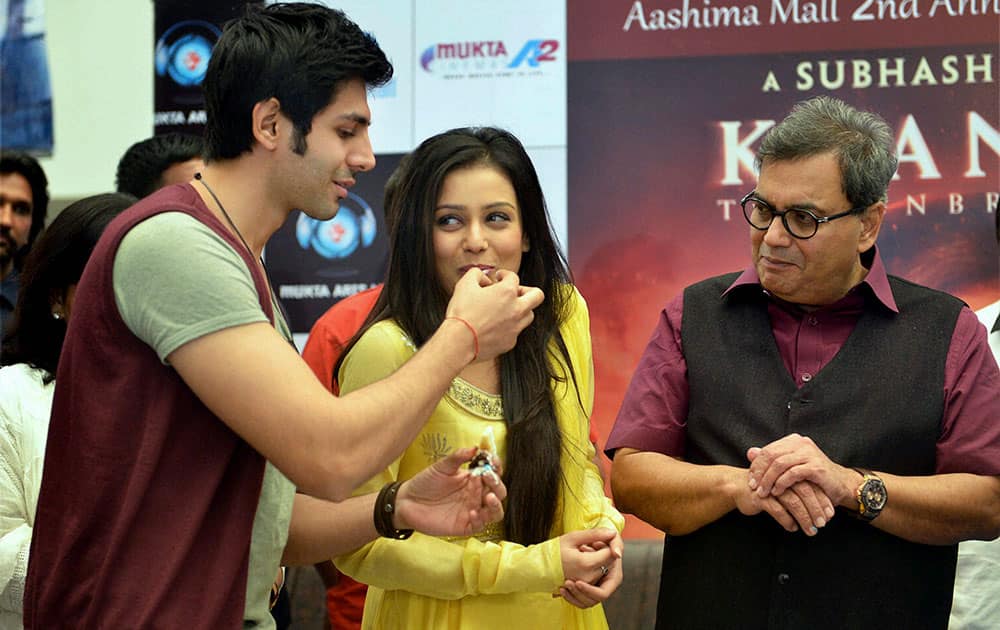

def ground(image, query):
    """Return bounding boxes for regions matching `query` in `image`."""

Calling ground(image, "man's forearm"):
[865,472,1000,545]
[170,319,475,503]
[282,493,379,565]
[611,449,741,535]
[327,319,474,490]
[746,435,1000,544]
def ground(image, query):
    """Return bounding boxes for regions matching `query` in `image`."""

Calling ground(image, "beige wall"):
[38,0,154,201]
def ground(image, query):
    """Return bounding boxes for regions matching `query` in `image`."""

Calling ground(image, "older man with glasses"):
[605,96,1000,630]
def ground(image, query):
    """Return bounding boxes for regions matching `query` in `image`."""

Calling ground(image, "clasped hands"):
[739,433,858,536]
[387,448,624,609]
[555,528,624,609]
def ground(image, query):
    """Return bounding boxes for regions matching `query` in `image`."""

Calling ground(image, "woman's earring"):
[52,310,63,320]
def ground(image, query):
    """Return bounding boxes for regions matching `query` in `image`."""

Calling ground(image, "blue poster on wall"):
[153,1,255,136]
[266,153,402,334]
[0,0,53,154]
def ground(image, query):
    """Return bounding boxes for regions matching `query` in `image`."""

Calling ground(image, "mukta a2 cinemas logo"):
[714,110,999,220]
[420,38,559,78]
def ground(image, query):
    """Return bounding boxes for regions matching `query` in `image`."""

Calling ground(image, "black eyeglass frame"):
[740,192,869,239]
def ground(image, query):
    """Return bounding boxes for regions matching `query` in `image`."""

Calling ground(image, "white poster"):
[413,0,566,147]
[316,0,415,153]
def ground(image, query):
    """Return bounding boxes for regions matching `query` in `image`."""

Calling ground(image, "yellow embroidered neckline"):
[447,378,504,420]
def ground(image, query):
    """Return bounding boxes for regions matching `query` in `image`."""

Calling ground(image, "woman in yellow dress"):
[334,127,624,629]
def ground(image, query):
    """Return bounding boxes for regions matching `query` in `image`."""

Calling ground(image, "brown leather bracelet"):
[374,481,414,540]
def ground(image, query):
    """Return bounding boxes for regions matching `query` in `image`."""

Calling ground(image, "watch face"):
[861,478,887,511]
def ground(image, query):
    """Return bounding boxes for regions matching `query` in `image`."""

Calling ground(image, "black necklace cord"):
[193,172,293,333]
[194,172,258,261]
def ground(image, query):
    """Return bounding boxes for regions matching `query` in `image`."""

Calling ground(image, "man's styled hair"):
[115,133,204,198]
[2,192,135,380]
[202,2,392,161]
[342,127,578,546]
[0,150,49,247]
[756,96,898,208]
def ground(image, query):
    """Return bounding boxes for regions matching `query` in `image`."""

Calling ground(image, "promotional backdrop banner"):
[270,0,569,349]
[267,153,404,334]
[153,1,254,136]
[568,1,999,537]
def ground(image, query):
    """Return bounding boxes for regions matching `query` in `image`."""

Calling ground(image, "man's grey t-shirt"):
[113,211,295,629]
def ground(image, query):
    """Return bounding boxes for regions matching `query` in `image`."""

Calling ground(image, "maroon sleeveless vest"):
[25,184,273,629]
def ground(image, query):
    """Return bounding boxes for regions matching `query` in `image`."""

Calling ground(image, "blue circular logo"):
[155,20,222,87]
[295,192,378,259]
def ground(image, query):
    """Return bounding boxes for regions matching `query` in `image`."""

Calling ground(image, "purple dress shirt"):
[606,249,1000,476]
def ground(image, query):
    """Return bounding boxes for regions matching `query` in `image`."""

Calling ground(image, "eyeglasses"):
[741,192,867,239]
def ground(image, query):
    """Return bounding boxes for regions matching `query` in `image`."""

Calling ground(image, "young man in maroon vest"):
[607,96,1000,629]
[23,5,544,628]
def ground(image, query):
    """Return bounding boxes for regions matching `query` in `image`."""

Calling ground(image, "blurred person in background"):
[949,205,1000,629]
[0,192,136,629]
[115,133,205,199]
[0,151,48,335]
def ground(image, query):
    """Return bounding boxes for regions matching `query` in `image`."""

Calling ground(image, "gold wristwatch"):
[853,468,887,522]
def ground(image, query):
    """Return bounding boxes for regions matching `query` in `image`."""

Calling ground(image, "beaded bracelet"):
[374,481,414,540]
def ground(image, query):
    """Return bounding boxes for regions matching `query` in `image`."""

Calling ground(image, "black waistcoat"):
[654,273,964,630]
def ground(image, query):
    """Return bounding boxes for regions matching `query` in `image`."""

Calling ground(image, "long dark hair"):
[341,127,578,544]
[1,193,135,381]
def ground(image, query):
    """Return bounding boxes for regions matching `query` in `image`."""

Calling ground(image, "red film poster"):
[568,0,999,538]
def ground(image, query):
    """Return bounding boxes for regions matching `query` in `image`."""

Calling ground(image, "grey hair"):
[755,96,897,207]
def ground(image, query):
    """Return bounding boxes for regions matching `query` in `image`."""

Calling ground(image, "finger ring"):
[599,565,609,577]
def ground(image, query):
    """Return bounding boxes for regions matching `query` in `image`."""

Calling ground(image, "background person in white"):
[950,206,1000,629]
[0,193,135,630]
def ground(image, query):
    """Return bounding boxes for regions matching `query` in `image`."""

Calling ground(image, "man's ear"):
[858,202,885,253]
[251,98,283,151]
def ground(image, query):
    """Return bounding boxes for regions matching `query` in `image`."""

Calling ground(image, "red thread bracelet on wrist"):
[445,316,479,361]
